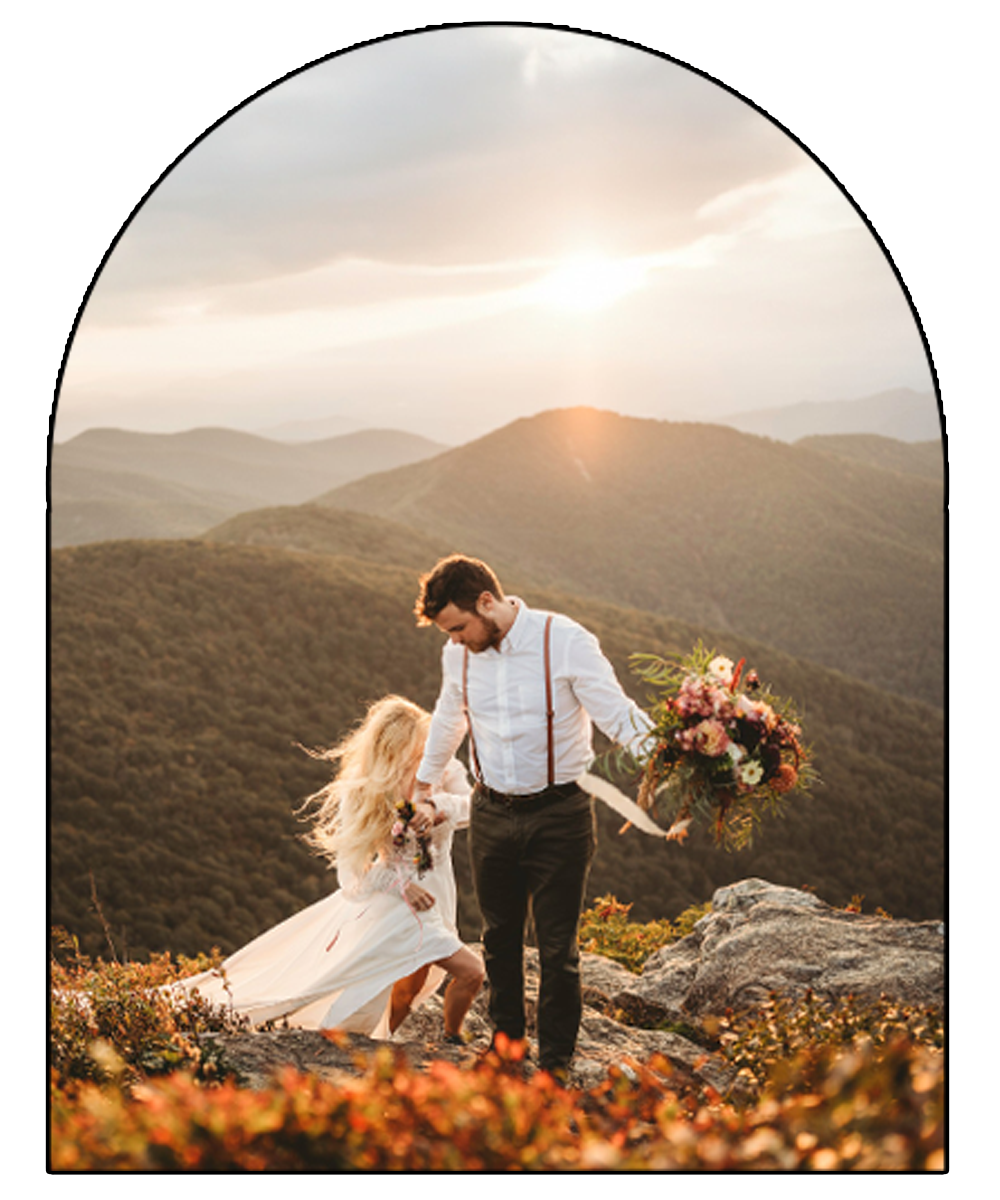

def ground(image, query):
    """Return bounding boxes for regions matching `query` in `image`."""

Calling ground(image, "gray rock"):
[622,878,943,1018]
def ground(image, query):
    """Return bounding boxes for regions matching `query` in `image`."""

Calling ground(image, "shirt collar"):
[499,596,530,653]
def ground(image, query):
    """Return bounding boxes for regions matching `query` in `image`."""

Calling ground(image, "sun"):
[532,253,648,313]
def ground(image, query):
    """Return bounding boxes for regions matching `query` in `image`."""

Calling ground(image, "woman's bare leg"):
[389,965,430,1033]
[390,948,485,1038]
[436,947,486,1037]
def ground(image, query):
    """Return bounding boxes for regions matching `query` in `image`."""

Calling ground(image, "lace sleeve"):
[429,758,472,829]
[338,851,416,903]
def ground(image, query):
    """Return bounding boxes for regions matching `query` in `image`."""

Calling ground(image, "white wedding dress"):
[174,760,472,1039]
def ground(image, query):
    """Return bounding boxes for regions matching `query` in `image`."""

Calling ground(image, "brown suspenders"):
[462,644,483,784]
[463,613,555,791]
[543,613,555,788]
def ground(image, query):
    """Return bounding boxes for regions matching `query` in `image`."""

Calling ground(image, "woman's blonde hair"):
[299,695,430,878]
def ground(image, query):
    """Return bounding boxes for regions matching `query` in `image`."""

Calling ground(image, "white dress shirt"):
[417,599,653,795]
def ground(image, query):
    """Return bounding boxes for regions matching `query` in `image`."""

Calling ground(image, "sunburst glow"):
[532,254,649,312]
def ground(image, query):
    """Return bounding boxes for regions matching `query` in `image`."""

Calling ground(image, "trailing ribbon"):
[577,773,680,840]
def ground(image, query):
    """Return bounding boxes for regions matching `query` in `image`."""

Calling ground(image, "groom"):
[410,554,651,1076]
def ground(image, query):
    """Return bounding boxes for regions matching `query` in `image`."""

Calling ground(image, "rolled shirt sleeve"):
[565,623,654,761]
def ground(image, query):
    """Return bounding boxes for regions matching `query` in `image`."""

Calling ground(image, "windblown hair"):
[414,554,504,626]
[298,696,431,879]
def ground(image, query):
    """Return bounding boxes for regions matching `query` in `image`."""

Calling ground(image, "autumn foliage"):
[578,894,710,973]
[49,899,944,1172]
[50,1031,943,1171]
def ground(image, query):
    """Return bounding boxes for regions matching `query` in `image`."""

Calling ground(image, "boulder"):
[617,878,944,1019]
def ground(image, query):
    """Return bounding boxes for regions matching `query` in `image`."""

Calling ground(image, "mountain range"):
[50,426,447,547]
[47,399,946,963]
[50,387,941,548]
[310,408,943,706]
[716,387,940,443]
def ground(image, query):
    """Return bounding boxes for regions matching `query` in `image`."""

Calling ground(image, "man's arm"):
[413,644,468,819]
[566,624,654,760]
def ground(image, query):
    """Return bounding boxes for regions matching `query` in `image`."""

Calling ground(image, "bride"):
[175,695,485,1042]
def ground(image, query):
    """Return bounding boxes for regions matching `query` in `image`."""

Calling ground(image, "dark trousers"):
[469,784,596,1071]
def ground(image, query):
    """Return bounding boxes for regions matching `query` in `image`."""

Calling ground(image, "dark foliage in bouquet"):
[392,799,433,876]
[622,642,817,849]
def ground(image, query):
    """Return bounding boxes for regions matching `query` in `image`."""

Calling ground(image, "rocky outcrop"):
[209,879,943,1093]
[616,878,944,1021]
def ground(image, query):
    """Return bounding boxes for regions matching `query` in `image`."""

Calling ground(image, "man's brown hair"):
[414,555,504,626]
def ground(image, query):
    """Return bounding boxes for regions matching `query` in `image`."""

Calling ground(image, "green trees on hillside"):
[50,540,944,962]
[51,542,438,958]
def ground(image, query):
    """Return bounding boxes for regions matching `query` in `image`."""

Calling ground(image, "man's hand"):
[409,799,437,835]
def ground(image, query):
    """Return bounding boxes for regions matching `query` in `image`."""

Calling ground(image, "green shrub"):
[578,894,711,973]
[715,990,944,1094]
[49,927,242,1088]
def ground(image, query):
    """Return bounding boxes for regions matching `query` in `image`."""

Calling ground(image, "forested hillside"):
[795,434,944,482]
[203,504,455,572]
[315,409,945,707]
[50,539,944,963]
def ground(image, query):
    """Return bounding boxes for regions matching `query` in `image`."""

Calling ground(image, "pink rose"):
[693,718,731,757]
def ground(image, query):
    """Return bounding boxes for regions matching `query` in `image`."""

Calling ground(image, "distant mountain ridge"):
[50,389,941,546]
[256,414,367,442]
[50,426,448,547]
[716,387,940,443]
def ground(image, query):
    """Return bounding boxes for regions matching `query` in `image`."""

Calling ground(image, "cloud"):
[81,26,801,325]
[57,24,932,444]
[697,162,865,241]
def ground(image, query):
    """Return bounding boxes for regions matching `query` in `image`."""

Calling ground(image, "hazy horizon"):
[54,25,934,446]
[53,385,938,448]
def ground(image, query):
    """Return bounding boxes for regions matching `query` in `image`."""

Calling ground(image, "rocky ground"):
[207,878,944,1093]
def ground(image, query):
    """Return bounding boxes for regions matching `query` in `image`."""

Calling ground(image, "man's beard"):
[468,616,502,653]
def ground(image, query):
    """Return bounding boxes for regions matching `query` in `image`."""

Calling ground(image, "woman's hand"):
[403,882,436,912]
[409,799,437,835]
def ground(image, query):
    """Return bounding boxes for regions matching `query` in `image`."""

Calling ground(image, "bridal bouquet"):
[392,798,433,876]
[624,643,816,849]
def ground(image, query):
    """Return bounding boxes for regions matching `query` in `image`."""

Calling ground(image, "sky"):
[52,20,936,445]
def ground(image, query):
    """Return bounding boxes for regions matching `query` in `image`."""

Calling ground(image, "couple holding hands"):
[181,554,651,1078]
